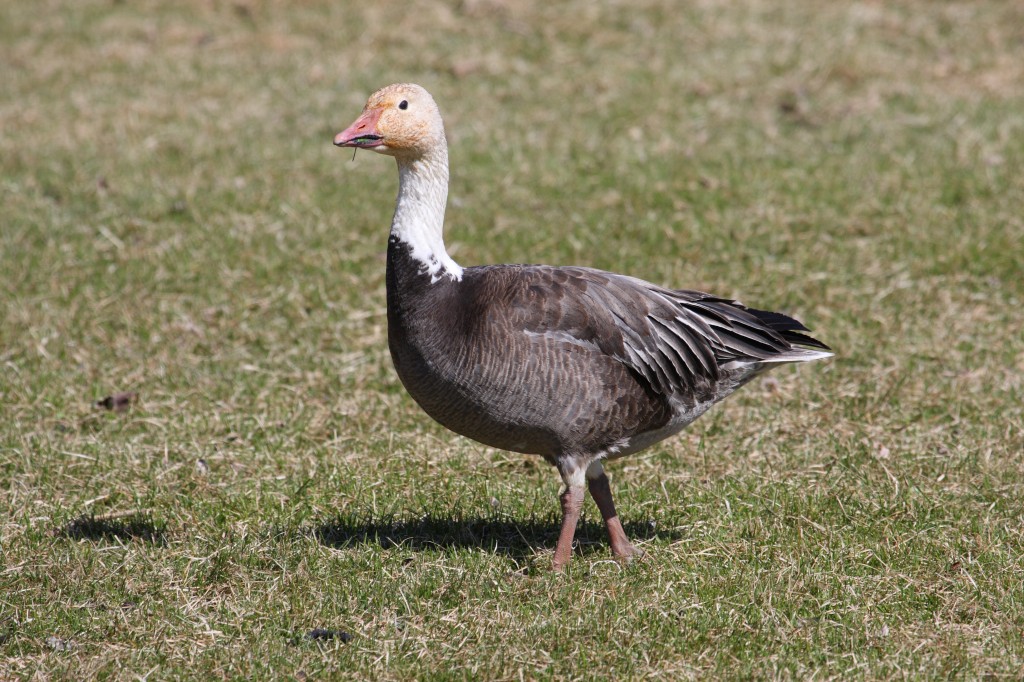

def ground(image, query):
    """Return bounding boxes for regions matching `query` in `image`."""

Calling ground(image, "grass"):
[2,0,1023,678]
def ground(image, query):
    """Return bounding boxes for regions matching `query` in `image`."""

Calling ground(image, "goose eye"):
[398,100,409,110]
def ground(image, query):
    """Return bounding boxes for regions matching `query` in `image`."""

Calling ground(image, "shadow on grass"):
[312,511,674,563]
[58,514,167,546]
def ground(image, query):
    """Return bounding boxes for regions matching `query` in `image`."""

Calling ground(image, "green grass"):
[3,0,1023,678]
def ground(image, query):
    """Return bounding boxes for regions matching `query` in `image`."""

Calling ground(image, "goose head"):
[334,83,444,159]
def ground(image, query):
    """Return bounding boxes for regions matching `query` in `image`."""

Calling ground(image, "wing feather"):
[481,265,830,399]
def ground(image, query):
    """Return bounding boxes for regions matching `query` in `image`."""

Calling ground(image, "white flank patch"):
[523,329,602,353]
[606,399,715,461]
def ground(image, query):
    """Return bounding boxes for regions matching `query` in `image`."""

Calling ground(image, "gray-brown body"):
[386,236,828,473]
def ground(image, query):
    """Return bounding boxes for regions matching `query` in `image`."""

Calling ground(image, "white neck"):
[391,146,463,283]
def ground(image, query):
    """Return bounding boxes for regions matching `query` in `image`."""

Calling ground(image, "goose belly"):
[387,330,675,460]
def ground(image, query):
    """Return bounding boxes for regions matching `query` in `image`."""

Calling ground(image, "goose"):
[334,83,832,570]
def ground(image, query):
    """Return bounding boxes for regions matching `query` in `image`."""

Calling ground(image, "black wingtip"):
[746,307,808,332]
[746,307,831,351]
[781,331,832,352]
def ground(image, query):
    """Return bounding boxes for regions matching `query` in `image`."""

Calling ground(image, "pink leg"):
[587,462,643,561]
[552,483,585,571]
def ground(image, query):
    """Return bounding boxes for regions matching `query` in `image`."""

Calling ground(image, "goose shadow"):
[58,513,167,546]
[311,511,682,564]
